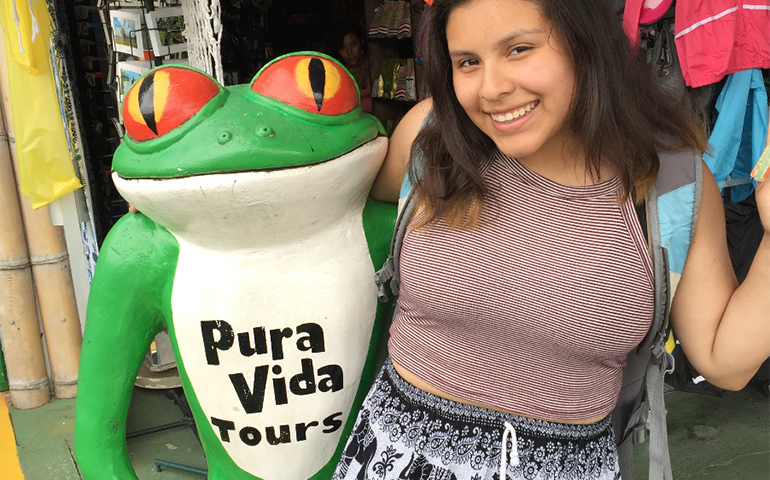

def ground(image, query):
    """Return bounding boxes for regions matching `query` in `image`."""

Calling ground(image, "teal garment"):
[703,69,769,203]
[658,183,697,275]
[399,174,413,199]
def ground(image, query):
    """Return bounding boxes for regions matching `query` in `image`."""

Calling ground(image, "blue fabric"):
[703,69,769,203]
[399,175,412,200]
[657,185,696,275]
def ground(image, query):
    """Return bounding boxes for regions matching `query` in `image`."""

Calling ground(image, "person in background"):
[330,22,372,113]
[332,0,769,479]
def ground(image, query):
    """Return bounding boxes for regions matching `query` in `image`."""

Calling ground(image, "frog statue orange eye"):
[122,66,222,141]
[251,54,359,115]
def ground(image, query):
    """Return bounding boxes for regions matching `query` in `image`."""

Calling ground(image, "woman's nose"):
[479,62,514,101]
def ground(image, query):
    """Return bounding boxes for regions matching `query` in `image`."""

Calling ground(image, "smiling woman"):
[333,0,770,479]
[446,1,578,179]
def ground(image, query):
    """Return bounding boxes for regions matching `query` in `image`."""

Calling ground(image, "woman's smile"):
[489,100,539,123]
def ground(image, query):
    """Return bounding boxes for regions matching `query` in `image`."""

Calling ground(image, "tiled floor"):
[2,380,768,479]
[2,387,206,480]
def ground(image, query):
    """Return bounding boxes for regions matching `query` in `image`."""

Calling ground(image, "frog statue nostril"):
[256,125,274,138]
[218,131,233,144]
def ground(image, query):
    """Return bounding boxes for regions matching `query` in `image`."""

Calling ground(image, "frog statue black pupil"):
[309,57,326,112]
[138,72,159,135]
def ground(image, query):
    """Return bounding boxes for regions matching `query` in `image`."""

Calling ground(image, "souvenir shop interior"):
[59,0,427,246]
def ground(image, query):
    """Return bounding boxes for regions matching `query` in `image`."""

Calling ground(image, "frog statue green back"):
[74,52,397,480]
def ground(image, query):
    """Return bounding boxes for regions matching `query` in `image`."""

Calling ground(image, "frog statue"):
[74,52,397,480]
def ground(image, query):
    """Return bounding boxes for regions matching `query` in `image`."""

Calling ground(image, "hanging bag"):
[649,18,686,103]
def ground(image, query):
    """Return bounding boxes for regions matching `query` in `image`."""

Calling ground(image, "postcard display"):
[109,4,191,373]
[110,6,189,109]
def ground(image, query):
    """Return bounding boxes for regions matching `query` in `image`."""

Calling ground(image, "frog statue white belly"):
[113,137,387,480]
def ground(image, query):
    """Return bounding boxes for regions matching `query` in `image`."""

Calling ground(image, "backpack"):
[373,148,703,480]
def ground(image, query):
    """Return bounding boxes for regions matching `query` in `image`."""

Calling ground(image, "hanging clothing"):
[674,0,770,88]
[0,0,82,208]
[702,69,769,203]
[622,0,674,45]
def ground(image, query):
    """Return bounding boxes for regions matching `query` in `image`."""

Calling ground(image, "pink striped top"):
[389,153,655,422]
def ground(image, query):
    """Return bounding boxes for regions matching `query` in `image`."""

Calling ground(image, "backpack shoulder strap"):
[374,192,416,302]
[615,147,702,480]
[374,112,429,301]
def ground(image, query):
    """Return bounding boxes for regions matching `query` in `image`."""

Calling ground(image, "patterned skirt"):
[332,359,621,480]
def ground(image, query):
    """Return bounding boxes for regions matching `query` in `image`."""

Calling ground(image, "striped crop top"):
[388,153,655,422]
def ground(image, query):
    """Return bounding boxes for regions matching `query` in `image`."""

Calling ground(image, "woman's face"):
[446,0,578,166]
[339,33,363,67]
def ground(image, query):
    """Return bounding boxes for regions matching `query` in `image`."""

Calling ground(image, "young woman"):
[333,0,769,479]
[331,22,373,113]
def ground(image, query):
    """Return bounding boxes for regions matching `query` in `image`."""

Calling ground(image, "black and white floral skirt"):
[332,359,621,480]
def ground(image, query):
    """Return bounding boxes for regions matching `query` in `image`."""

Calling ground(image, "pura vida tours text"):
[201,320,344,447]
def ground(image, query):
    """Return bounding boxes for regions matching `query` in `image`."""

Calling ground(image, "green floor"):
[7,381,770,479]
[635,383,770,479]
[9,388,205,480]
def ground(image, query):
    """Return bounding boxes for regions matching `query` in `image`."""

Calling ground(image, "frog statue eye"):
[250,54,359,115]
[122,66,222,141]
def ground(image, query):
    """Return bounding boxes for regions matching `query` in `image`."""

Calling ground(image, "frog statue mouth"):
[113,137,388,250]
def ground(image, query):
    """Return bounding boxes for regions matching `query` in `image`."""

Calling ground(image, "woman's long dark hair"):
[411,0,709,227]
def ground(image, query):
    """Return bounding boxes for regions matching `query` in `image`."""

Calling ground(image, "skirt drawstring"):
[500,421,520,480]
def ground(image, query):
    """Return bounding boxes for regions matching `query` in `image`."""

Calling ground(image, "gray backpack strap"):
[615,183,675,480]
[374,193,416,302]
[644,150,703,480]
[616,149,702,480]
[643,180,676,480]
[614,345,652,480]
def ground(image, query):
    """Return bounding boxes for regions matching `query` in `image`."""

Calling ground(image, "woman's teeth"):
[490,101,538,122]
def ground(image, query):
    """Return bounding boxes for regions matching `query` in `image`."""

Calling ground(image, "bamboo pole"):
[0,23,82,400]
[20,210,82,399]
[0,99,52,410]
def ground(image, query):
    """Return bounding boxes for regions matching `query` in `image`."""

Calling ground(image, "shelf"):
[372,96,417,104]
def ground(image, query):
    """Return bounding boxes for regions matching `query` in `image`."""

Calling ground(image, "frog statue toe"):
[74,53,397,480]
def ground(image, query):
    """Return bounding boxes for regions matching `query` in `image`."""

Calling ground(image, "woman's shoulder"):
[369,98,433,203]
[401,97,433,131]
[390,98,433,156]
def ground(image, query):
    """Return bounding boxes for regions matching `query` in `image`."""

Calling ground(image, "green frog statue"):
[74,52,397,480]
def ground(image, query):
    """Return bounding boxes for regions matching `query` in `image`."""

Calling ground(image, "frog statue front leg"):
[74,53,397,480]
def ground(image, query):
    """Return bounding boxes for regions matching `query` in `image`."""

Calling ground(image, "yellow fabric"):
[0,0,81,209]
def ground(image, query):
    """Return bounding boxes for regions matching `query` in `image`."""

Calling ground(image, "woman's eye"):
[509,46,530,56]
[458,59,479,68]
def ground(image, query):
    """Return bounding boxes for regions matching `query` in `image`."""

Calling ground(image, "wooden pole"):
[19,205,82,399]
[0,21,82,400]
[0,97,52,410]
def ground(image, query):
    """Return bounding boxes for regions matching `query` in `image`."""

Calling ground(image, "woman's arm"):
[670,161,770,391]
[370,98,433,203]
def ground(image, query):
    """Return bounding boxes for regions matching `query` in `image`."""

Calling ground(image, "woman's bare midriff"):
[391,360,609,425]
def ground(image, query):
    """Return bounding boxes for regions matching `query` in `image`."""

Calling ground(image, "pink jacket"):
[624,0,770,88]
